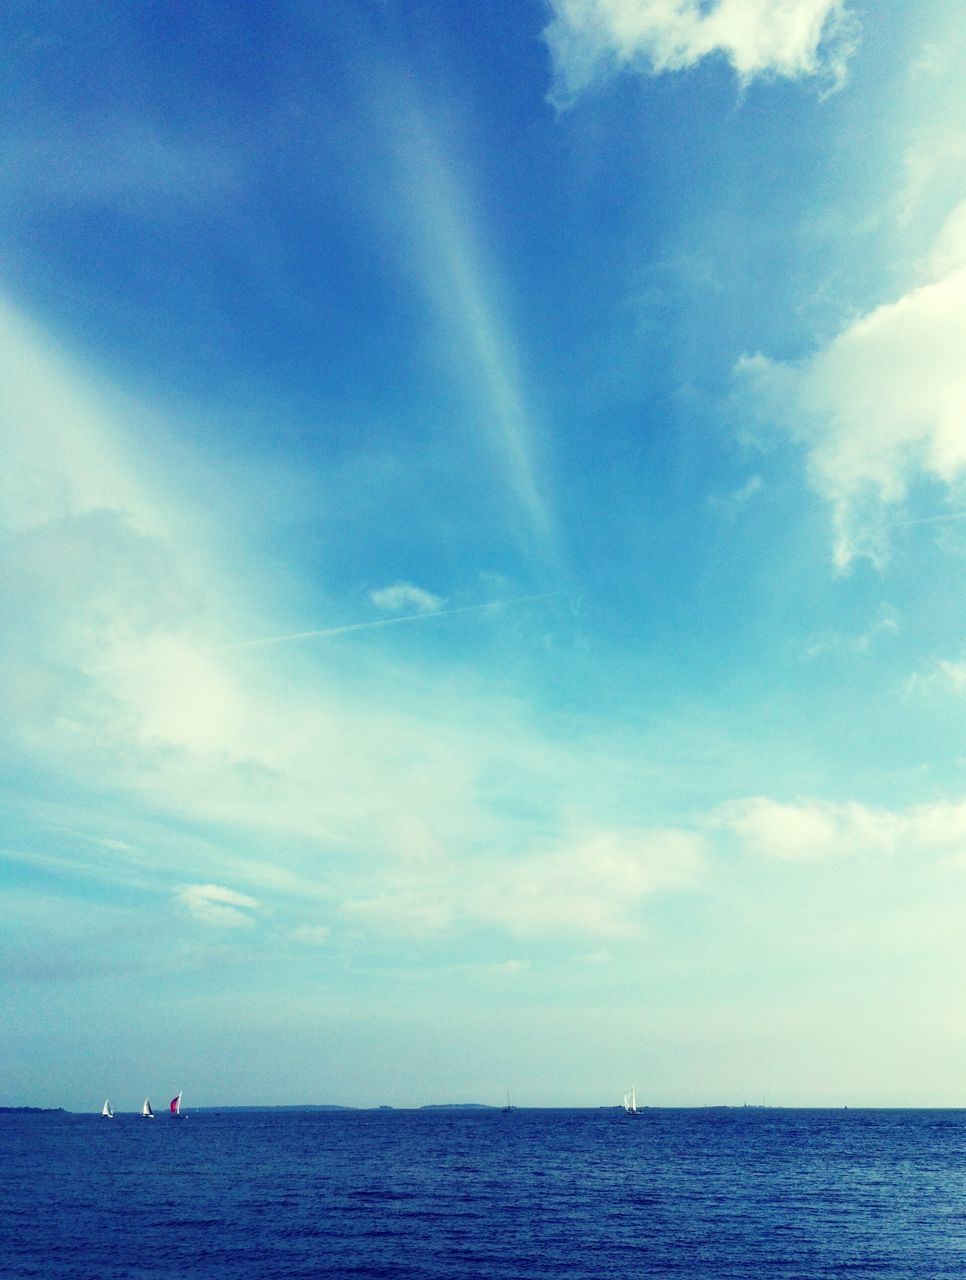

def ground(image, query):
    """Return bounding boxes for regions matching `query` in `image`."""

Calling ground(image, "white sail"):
[101,1098,114,1118]
[141,1097,154,1117]
[623,1088,638,1114]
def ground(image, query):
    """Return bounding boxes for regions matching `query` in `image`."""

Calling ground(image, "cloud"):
[716,796,966,861]
[369,582,443,613]
[544,0,858,105]
[907,657,966,698]
[0,295,503,874]
[340,826,706,940]
[802,601,899,660]
[707,473,763,519]
[384,92,557,566]
[716,796,899,860]
[0,298,162,535]
[176,883,259,928]
[479,828,705,937]
[735,208,966,570]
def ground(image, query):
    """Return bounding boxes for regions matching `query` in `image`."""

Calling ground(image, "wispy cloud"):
[339,826,706,941]
[384,92,557,567]
[0,296,585,952]
[176,883,259,928]
[544,0,859,105]
[907,657,966,698]
[802,602,899,660]
[473,827,705,938]
[707,473,764,519]
[0,297,162,535]
[369,582,443,613]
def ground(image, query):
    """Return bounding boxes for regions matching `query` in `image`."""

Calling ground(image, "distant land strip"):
[0,1107,67,1114]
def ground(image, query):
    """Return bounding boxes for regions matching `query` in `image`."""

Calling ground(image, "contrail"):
[86,592,562,673]
[208,592,561,655]
[900,511,966,526]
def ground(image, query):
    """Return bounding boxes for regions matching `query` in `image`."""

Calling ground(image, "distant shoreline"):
[5,1104,966,1115]
[0,1107,68,1115]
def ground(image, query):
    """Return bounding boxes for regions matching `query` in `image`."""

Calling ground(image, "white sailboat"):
[169,1091,186,1118]
[141,1097,154,1118]
[101,1098,114,1118]
[622,1087,639,1115]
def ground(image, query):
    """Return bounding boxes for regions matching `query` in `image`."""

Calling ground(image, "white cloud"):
[907,657,966,697]
[339,826,706,941]
[369,582,443,613]
[176,883,259,928]
[735,215,966,570]
[478,828,705,937]
[716,796,899,860]
[544,0,858,104]
[717,796,966,860]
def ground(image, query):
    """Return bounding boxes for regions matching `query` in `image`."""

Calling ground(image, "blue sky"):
[3,0,966,1110]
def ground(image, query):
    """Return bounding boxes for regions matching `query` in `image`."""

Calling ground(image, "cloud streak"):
[176,883,259,928]
[384,91,558,567]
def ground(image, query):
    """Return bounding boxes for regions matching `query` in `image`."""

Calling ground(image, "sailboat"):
[141,1098,154,1118]
[101,1098,114,1118]
[501,1090,515,1113]
[622,1088,640,1116]
[169,1091,186,1118]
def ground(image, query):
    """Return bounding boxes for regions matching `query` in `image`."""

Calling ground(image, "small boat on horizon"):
[101,1098,114,1118]
[501,1090,515,1113]
[169,1091,186,1118]
[141,1098,154,1118]
[622,1088,640,1116]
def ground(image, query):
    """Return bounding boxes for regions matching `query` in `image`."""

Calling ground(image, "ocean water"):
[3,1108,966,1279]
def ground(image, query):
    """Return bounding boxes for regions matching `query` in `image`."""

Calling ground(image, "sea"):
[3,1107,966,1279]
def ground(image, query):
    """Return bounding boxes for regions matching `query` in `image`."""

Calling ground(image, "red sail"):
[170,1094,179,1113]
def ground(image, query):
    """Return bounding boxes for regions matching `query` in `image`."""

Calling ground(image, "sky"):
[2,0,966,1112]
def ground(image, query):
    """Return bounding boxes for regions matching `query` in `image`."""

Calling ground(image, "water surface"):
[4,1108,966,1278]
